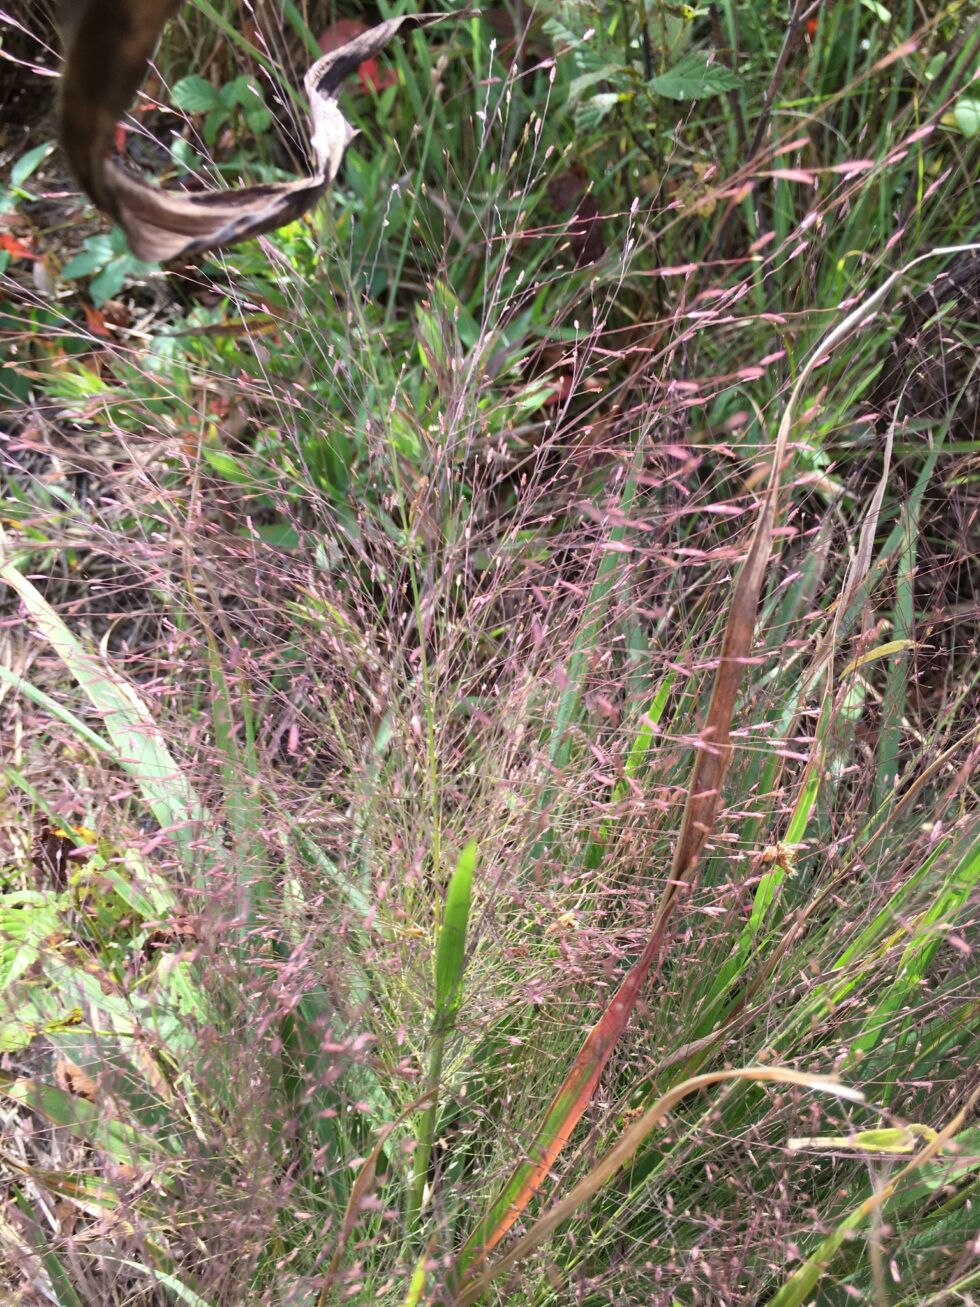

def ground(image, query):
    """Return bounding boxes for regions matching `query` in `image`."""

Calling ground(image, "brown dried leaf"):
[54,1059,99,1102]
[57,1,454,261]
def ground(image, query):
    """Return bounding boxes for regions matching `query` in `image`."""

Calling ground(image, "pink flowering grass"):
[1,1,978,1303]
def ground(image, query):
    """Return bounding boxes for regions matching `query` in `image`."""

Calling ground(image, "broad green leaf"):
[568,67,620,103]
[89,260,129,305]
[0,1075,165,1168]
[648,50,741,100]
[953,97,980,136]
[0,561,210,862]
[202,447,253,483]
[171,75,223,113]
[62,236,115,280]
[0,892,62,987]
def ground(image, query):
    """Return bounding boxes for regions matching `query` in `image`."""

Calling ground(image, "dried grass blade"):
[769,1085,980,1307]
[455,1068,865,1306]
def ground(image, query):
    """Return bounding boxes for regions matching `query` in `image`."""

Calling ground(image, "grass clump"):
[0,0,978,1304]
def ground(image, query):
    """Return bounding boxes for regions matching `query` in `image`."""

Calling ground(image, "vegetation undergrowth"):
[1,0,978,1303]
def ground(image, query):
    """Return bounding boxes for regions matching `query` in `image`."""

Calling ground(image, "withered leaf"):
[57,1,453,262]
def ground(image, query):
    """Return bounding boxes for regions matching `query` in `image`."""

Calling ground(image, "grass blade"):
[409,841,476,1231]
[0,557,209,861]
[455,1068,865,1306]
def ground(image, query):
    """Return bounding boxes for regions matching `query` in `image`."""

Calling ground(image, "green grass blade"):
[409,840,476,1231]
[0,558,210,861]
[434,838,476,1020]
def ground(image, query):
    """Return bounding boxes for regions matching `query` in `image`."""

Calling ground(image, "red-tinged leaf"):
[456,918,673,1270]
[0,232,35,260]
[357,56,392,93]
[457,1070,866,1306]
[82,302,112,337]
[454,247,966,1298]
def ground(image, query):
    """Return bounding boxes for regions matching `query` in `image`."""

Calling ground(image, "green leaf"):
[251,523,299,549]
[0,561,210,862]
[227,75,264,109]
[953,97,980,137]
[89,260,129,305]
[568,67,619,103]
[172,75,222,113]
[171,138,207,173]
[0,1074,165,1168]
[243,103,273,133]
[574,91,623,132]
[202,447,254,483]
[11,141,55,189]
[0,892,62,987]
[61,235,115,280]
[434,840,476,1018]
[859,0,891,20]
[648,50,741,100]
[203,108,227,147]
[113,1261,214,1306]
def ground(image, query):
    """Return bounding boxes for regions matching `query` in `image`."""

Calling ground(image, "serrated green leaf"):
[227,75,264,108]
[203,108,227,146]
[243,104,273,133]
[648,50,741,100]
[172,75,222,113]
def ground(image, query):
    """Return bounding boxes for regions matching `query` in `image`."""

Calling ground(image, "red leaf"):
[0,232,35,260]
[82,302,112,337]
